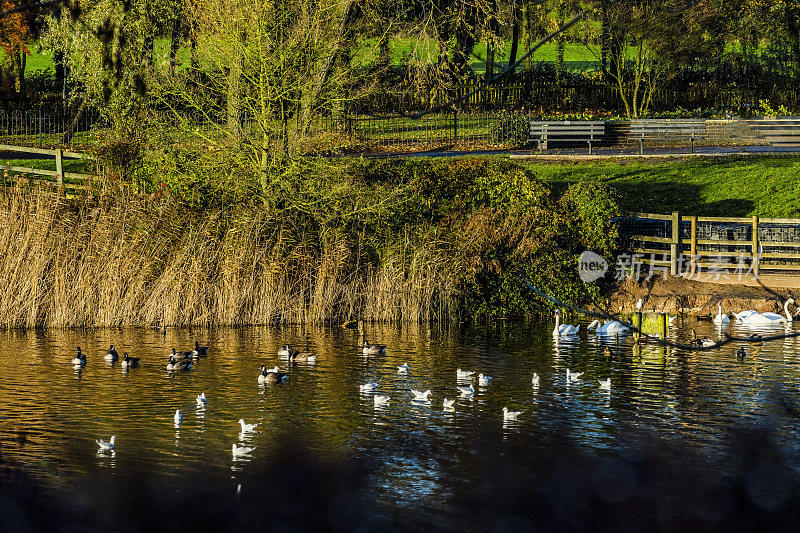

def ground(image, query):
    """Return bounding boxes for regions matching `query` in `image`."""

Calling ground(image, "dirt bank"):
[611,276,800,316]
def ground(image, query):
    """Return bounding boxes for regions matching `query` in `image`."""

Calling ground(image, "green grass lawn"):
[522,156,800,218]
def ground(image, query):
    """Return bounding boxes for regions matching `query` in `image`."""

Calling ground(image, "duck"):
[713,302,730,326]
[359,382,379,392]
[166,355,192,371]
[599,378,611,391]
[362,339,387,355]
[443,398,455,410]
[104,345,119,362]
[196,393,207,406]
[257,365,288,384]
[478,373,492,387]
[531,373,540,388]
[278,344,293,357]
[689,330,716,348]
[174,409,182,425]
[232,443,255,456]
[170,348,194,361]
[502,407,522,421]
[120,353,139,368]
[411,389,432,402]
[587,319,630,336]
[192,341,208,357]
[71,347,86,366]
[397,363,409,374]
[238,419,258,433]
[288,350,317,363]
[456,369,474,380]
[566,369,583,382]
[736,347,746,361]
[603,346,612,358]
[373,395,390,406]
[553,309,580,336]
[96,435,115,451]
[458,384,475,398]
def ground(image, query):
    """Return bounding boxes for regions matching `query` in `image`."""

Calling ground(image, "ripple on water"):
[2,321,800,519]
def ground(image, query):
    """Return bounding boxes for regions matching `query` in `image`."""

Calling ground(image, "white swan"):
[733,310,759,322]
[96,435,115,451]
[478,373,492,387]
[599,378,611,391]
[502,407,522,421]
[443,398,455,410]
[397,363,409,374]
[373,395,390,406]
[566,369,583,382]
[359,382,378,392]
[713,302,730,325]
[458,384,475,398]
[174,409,182,426]
[739,299,795,326]
[552,310,580,336]
[411,389,432,401]
[587,319,630,335]
[196,393,206,406]
[238,419,258,433]
[232,443,255,456]
[531,373,540,388]
[456,369,474,380]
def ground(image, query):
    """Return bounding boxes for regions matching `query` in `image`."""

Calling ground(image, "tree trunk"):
[168,15,181,76]
[507,0,522,75]
[485,43,494,81]
[299,0,355,136]
[226,40,243,140]
[600,0,610,81]
[785,4,800,82]
[62,102,86,146]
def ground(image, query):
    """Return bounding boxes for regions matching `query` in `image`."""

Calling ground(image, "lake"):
[2,320,800,531]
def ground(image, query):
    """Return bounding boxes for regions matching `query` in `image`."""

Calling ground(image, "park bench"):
[528,121,605,154]
[629,119,706,154]
[746,118,800,148]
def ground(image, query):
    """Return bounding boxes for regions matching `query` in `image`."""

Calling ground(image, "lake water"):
[2,320,800,531]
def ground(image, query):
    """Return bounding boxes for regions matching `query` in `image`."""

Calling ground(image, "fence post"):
[38,110,43,148]
[55,148,64,188]
[689,215,697,275]
[670,211,680,276]
[452,109,458,143]
[752,215,759,278]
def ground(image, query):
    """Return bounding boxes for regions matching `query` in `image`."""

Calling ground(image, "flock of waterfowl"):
[553,298,798,341]
[88,335,612,458]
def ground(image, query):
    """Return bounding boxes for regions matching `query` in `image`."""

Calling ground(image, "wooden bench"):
[629,120,706,154]
[529,121,605,154]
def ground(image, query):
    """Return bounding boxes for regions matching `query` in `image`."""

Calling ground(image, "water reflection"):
[2,321,800,522]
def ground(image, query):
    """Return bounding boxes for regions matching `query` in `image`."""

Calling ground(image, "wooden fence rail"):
[618,212,800,278]
[0,144,98,189]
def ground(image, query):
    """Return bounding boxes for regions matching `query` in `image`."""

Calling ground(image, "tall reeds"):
[0,186,461,327]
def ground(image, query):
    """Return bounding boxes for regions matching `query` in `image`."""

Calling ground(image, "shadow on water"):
[4,422,800,531]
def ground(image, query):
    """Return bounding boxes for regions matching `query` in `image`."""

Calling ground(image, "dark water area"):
[2,320,800,531]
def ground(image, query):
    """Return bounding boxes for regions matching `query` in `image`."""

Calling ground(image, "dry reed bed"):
[0,187,460,327]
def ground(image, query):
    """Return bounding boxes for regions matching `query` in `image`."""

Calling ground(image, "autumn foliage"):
[0,0,32,101]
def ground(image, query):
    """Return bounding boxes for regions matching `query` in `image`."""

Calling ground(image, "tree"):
[0,0,32,104]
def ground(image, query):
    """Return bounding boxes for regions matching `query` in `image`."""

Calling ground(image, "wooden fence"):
[618,212,800,278]
[0,144,97,189]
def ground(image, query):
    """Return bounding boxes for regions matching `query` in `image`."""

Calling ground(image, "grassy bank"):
[0,157,616,328]
[524,156,800,218]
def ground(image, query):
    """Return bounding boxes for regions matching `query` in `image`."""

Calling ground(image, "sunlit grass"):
[525,156,800,218]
